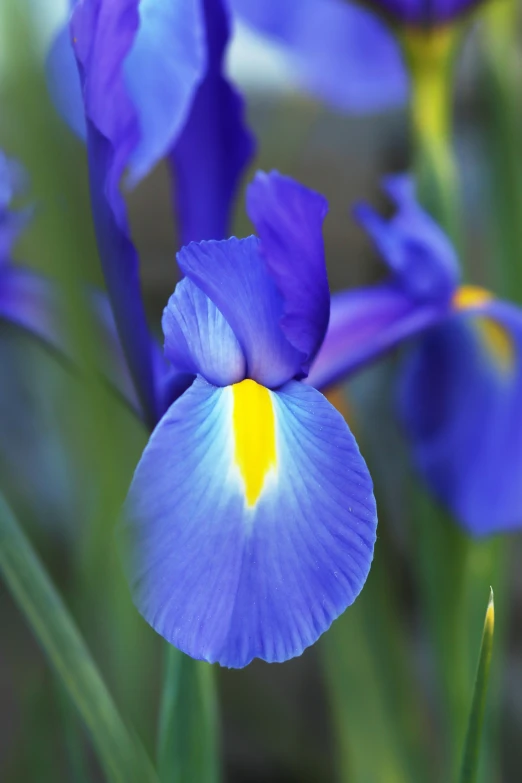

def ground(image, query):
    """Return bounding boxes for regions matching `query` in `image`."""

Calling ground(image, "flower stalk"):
[401,24,462,248]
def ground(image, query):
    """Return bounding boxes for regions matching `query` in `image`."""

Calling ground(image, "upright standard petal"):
[122,377,377,667]
[162,277,246,387]
[353,175,460,304]
[71,0,158,425]
[307,282,448,390]
[54,0,206,182]
[231,0,408,113]
[124,0,207,184]
[169,0,254,244]
[46,20,87,142]
[177,237,303,387]
[399,288,522,535]
[247,171,329,372]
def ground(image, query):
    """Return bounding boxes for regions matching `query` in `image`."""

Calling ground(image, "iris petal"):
[0,266,65,353]
[122,377,376,667]
[354,174,460,304]
[247,171,329,372]
[177,236,303,387]
[60,0,206,183]
[399,297,522,535]
[169,0,254,244]
[162,277,246,386]
[231,0,408,113]
[71,1,159,425]
[124,0,207,184]
[307,282,447,390]
[46,20,87,141]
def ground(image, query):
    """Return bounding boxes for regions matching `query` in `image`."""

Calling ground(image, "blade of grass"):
[0,491,159,783]
[480,0,522,302]
[157,646,220,783]
[460,589,495,783]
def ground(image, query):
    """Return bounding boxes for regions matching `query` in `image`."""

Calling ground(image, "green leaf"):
[322,546,435,783]
[460,589,495,783]
[0,492,159,783]
[157,646,220,783]
[480,0,522,302]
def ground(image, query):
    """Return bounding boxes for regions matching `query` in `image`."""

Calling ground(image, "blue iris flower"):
[0,151,68,351]
[121,171,377,668]
[309,175,522,537]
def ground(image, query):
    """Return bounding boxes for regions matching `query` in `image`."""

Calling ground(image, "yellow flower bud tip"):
[486,587,495,634]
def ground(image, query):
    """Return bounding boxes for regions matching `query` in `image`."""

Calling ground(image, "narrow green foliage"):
[0,493,159,783]
[157,646,220,783]
[401,24,463,248]
[480,0,522,301]
[460,589,495,783]
[323,552,436,783]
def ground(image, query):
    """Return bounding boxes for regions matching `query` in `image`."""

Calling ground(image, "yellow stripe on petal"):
[232,379,277,507]
[476,317,515,372]
[453,285,514,371]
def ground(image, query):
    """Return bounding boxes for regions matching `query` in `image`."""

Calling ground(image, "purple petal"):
[124,0,207,184]
[177,236,303,387]
[354,174,460,304]
[306,282,448,390]
[162,276,246,386]
[0,266,66,352]
[399,294,522,535]
[169,0,255,244]
[56,0,206,181]
[85,128,159,425]
[246,171,329,373]
[231,0,408,113]
[46,19,87,141]
[71,0,159,425]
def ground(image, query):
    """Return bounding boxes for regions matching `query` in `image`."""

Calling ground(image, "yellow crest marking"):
[232,379,277,507]
[452,285,492,311]
[475,318,515,372]
[453,285,514,371]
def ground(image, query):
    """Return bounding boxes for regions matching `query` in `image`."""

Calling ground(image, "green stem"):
[401,25,463,247]
[410,490,472,765]
[323,514,436,783]
[57,681,92,783]
[480,0,522,301]
[460,590,495,783]
[0,492,159,783]
[400,23,481,771]
[157,646,220,783]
